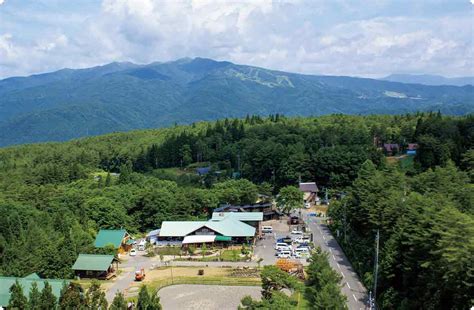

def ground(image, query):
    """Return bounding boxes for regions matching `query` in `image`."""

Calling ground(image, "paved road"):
[303,212,368,310]
[158,284,261,310]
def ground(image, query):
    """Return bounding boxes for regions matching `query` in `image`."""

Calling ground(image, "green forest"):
[0,113,472,309]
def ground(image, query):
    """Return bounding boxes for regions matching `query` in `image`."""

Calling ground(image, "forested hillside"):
[1,57,473,146]
[0,113,472,309]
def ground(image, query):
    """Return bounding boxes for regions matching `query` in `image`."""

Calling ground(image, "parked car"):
[277,250,292,258]
[294,251,311,259]
[298,243,312,249]
[262,226,273,233]
[275,243,290,251]
[129,249,137,256]
[291,228,304,235]
[294,247,311,253]
[295,235,310,243]
[304,202,311,209]
[277,236,293,244]
[275,247,292,255]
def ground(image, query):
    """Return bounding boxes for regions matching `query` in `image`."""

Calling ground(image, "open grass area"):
[73,279,111,291]
[175,249,251,262]
[154,246,182,256]
[128,266,261,295]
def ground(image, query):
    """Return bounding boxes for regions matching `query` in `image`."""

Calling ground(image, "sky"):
[0,0,473,79]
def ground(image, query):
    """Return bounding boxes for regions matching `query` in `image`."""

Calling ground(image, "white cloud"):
[0,0,4,6]
[0,0,472,78]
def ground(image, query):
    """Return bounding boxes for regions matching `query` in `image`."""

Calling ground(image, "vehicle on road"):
[277,250,292,258]
[129,248,137,256]
[262,226,273,233]
[137,239,146,251]
[135,268,145,281]
[304,202,311,209]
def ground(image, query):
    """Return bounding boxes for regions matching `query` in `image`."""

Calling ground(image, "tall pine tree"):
[8,280,28,310]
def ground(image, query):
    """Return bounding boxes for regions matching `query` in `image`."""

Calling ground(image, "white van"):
[277,250,292,258]
[137,240,146,251]
[262,226,273,233]
[294,247,310,255]
[275,243,290,251]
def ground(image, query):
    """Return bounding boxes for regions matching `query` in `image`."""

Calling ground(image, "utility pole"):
[341,192,347,244]
[343,201,347,244]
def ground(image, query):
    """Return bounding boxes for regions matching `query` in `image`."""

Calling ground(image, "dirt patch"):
[262,219,289,232]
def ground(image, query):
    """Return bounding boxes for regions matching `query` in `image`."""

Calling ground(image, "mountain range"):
[382,74,474,87]
[0,57,473,146]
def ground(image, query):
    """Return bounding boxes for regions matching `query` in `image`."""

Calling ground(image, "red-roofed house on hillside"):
[383,143,399,155]
[299,182,319,206]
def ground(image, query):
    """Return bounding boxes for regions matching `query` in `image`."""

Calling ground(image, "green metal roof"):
[206,218,255,237]
[159,221,208,237]
[211,212,263,222]
[72,254,115,271]
[215,235,232,241]
[24,273,40,279]
[160,218,255,238]
[0,276,68,307]
[94,229,127,248]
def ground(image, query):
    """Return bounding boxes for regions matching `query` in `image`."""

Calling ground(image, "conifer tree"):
[137,285,151,309]
[8,280,28,310]
[110,291,127,310]
[28,281,41,310]
[39,281,57,310]
[59,282,84,310]
[85,280,108,309]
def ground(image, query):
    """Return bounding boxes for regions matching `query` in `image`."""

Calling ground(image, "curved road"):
[303,212,367,310]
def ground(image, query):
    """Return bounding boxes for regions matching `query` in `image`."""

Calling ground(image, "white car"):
[275,243,290,251]
[304,202,311,209]
[291,229,304,235]
[294,235,310,243]
[129,248,137,256]
[277,250,292,258]
[294,251,310,259]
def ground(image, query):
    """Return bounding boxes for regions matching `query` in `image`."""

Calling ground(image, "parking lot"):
[254,221,311,266]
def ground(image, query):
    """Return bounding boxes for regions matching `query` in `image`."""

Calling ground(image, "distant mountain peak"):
[382,74,474,86]
[0,58,472,146]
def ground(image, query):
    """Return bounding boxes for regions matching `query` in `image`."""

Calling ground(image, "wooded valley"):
[0,112,472,309]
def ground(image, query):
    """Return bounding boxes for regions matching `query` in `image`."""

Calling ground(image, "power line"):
[369,229,380,310]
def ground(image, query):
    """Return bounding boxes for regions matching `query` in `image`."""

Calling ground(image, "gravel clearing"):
[158,284,261,310]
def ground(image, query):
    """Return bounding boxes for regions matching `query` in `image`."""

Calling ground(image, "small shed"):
[72,254,118,280]
[94,229,132,254]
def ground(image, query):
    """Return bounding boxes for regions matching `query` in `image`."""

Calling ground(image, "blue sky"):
[0,0,472,79]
